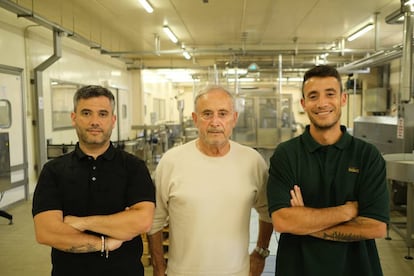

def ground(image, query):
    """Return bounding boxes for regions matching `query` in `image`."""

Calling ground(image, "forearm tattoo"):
[322,231,364,242]
[65,243,97,253]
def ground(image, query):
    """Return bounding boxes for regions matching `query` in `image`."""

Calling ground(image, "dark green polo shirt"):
[267,125,389,276]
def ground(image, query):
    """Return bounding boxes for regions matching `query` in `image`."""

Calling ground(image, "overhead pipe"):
[213,64,219,85]
[277,54,282,141]
[0,0,111,58]
[400,3,414,103]
[103,47,374,58]
[0,0,388,70]
[374,12,380,51]
[337,46,402,73]
[33,29,62,174]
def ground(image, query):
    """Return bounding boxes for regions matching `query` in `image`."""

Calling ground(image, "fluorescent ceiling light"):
[404,0,414,6]
[182,50,191,60]
[163,26,178,44]
[111,70,121,76]
[224,68,248,75]
[227,78,256,82]
[347,24,374,42]
[138,0,154,13]
[385,9,405,24]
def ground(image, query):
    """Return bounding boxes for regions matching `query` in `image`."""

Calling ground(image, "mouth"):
[314,110,332,116]
[87,128,103,134]
[208,129,223,134]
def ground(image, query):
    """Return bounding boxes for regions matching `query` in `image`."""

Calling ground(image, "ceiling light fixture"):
[385,9,405,24]
[404,0,414,6]
[138,0,154,13]
[347,23,374,42]
[163,26,178,44]
[182,50,191,60]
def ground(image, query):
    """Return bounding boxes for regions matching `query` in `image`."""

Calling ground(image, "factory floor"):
[0,200,413,275]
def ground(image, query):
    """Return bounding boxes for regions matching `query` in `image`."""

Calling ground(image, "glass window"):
[0,99,11,128]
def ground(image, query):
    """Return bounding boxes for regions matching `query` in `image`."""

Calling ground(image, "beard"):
[76,127,112,146]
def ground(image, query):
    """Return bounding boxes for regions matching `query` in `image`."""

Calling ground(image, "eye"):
[99,111,109,117]
[218,111,229,118]
[201,111,213,119]
[81,110,91,116]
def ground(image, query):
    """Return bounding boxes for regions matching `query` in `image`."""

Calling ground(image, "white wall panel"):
[0,12,142,207]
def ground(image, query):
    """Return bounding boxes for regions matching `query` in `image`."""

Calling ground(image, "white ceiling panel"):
[0,0,407,71]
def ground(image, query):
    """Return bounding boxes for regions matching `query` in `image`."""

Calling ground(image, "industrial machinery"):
[0,132,13,224]
[383,153,414,260]
[354,104,414,259]
[232,92,296,149]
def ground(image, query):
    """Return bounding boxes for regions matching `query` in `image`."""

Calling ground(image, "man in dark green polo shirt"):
[267,65,389,276]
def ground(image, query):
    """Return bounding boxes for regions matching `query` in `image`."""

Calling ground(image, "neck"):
[79,142,110,159]
[196,139,230,157]
[309,125,343,145]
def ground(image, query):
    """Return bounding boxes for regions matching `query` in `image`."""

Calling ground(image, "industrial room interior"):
[1,0,414,275]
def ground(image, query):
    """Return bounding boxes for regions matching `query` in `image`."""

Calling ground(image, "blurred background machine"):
[353,103,414,155]
[353,88,414,259]
[233,92,297,149]
[0,132,13,224]
[383,153,414,260]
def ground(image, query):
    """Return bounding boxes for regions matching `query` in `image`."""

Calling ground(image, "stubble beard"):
[309,110,341,130]
[77,129,111,147]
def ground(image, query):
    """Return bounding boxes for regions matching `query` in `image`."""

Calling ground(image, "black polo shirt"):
[33,143,155,276]
[267,125,389,276]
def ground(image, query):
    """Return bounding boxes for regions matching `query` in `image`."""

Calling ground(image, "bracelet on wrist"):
[100,235,105,257]
[105,236,109,259]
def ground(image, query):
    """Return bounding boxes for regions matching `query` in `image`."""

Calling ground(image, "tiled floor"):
[0,200,413,275]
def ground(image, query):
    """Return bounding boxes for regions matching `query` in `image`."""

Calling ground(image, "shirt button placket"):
[91,163,97,182]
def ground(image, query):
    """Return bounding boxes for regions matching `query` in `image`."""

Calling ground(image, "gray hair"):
[193,85,235,111]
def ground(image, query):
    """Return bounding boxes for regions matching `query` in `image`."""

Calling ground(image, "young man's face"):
[301,76,347,130]
[71,96,116,148]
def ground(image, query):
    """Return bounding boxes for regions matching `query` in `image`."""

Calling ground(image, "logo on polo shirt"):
[348,167,359,173]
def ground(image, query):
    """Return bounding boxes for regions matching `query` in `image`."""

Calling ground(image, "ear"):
[232,111,239,126]
[112,114,117,129]
[340,92,347,107]
[300,98,305,109]
[70,112,76,127]
[192,112,198,124]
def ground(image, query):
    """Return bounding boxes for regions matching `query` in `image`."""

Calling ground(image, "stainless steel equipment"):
[354,104,414,259]
[383,153,414,259]
[353,115,414,154]
[233,93,295,149]
[0,132,13,224]
[0,132,11,192]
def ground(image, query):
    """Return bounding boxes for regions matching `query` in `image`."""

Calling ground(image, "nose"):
[89,113,101,126]
[209,113,224,125]
[316,95,329,108]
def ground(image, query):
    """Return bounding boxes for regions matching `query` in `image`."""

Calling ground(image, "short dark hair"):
[73,85,115,113]
[302,65,343,97]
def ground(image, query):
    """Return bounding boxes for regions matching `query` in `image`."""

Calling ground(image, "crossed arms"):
[33,201,155,253]
[271,185,386,242]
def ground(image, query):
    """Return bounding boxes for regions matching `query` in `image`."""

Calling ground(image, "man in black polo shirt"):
[267,65,389,276]
[32,85,155,276]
